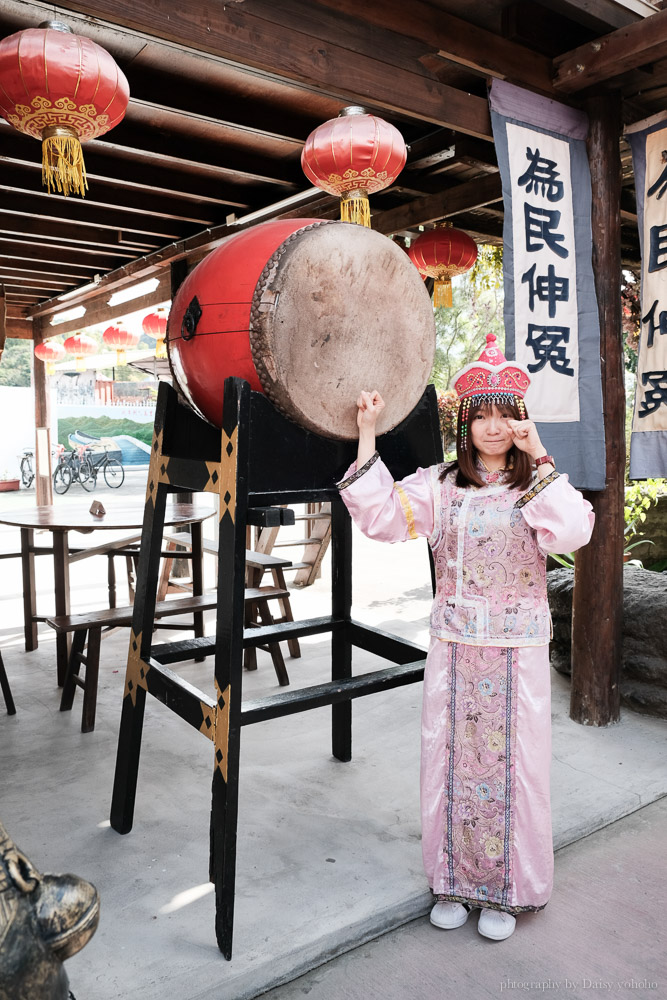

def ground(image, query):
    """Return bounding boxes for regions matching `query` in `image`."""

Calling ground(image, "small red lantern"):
[301,106,407,227]
[0,21,129,197]
[63,333,97,371]
[408,223,478,307]
[34,339,65,375]
[142,308,168,359]
[102,323,139,366]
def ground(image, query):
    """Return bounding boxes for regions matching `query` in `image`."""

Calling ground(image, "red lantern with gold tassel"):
[142,308,168,359]
[64,333,97,372]
[34,339,65,375]
[102,323,139,365]
[408,223,478,307]
[301,106,406,227]
[0,21,129,197]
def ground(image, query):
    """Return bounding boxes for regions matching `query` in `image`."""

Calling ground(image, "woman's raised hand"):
[507,418,545,460]
[356,390,385,430]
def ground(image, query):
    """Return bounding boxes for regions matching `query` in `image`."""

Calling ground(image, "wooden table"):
[0,501,215,685]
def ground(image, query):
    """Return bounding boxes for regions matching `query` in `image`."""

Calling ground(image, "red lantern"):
[102,323,139,366]
[301,106,406,227]
[408,223,478,307]
[0,21,129,197]
[34,339,65,375]
[63,333,97,371]
[142,308,168,360]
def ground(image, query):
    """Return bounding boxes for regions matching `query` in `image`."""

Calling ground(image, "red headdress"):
[453,334,531,446]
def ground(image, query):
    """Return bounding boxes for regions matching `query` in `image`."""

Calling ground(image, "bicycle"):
[19,450,34,488]
[85,446,125,490]
[53,446,96,495]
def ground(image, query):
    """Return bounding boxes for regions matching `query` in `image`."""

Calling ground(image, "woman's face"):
[469,403,514,461]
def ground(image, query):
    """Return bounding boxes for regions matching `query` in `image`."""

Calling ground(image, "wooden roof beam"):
[315,0,555,94]
[553,8,667,93]
[57,0,492,139]
[372,174,503,236]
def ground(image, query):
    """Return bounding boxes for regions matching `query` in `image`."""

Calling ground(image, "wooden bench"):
[46,585,293,732]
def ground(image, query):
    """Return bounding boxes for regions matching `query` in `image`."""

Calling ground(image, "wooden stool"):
[0,651,16,715]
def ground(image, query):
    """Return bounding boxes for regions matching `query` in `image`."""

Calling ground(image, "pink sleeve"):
[517,471,595,554]
[336,452,435,543]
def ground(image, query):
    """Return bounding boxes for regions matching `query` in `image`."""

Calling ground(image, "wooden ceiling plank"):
[0,243,128,270]
[0,213,162,253]
[312,0,555,93]
[55,0,492,139]
[0,262,100,281]
[5,319,34,341]
[553,9,667,93]
[1,235,143,262]
[373,174,503,236]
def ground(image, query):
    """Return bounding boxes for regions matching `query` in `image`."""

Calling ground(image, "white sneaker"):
[477,908,516,940]
[430,901,469,930]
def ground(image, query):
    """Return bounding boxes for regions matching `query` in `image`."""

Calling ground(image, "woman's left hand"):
[507,419,546,460]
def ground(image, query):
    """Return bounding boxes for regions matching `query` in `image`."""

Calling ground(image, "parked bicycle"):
[84,446,125,490]
[19,450,34,488]
[53,446,96,495]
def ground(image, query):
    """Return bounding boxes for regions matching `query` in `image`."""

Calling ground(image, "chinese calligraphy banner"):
[626,113,667,479]
[489,80,605,490]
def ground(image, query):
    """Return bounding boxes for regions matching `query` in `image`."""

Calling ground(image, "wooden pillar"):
[33,320,54,506]
[570,93,625,726]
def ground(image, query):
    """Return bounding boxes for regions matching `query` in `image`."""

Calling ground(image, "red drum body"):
[167,218,436,440]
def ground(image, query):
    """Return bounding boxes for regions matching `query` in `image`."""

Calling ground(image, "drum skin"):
[167,217,436,439]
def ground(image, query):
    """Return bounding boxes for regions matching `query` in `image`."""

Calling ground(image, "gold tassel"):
[340,191,371,227]
[116,349,127,366]
[42,127,88,198]
[155,337,167,360]
[434,278,453,308]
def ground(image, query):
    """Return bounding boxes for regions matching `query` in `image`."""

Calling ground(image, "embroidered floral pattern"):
[436,643,518,908]
[336,451,380,490]
[514,470,560,509]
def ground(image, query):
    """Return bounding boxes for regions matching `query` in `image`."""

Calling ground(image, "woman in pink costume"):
[337,334,594,941]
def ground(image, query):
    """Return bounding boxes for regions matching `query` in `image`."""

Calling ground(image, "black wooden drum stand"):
[110,377,442,959]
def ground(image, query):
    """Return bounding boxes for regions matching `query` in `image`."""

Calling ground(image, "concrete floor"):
[0,481,666,1000]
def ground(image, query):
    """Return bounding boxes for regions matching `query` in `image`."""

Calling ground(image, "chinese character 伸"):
[641,299,667,347]
[517,148,564,202]
[521,263,569,318]
[524,204,569,259]
[638,370,667,417]
[525,325,575,376]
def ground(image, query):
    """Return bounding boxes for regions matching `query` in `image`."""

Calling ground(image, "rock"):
[547,565,667,718]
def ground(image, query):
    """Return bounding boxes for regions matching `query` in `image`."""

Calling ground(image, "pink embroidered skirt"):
[421,638,553,913]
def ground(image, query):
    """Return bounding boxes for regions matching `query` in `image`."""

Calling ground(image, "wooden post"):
[33,319,54,506]
[570,93,625,726]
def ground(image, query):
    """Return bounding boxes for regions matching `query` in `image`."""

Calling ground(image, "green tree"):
[0,338,32,387]
[429,247,505,391]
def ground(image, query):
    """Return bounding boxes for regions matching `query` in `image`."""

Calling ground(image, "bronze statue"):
[0,821,99,1000]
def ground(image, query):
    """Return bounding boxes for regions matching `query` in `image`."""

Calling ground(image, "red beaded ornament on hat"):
[453,334,531,450]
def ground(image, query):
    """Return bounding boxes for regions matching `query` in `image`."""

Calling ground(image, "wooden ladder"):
[253,502,332,587]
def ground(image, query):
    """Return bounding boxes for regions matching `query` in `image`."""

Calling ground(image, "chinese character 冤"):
[524,204,569,259]
[525,325,575,376]
[638,370,667,417]
[648,224,667,273]
[647,150,667,201]
[521,263,569,318]
[517,147,564,202]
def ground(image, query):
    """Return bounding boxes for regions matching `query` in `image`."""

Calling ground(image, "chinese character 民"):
[526,325,575,376]
[638,370,667,417]
[517,147,564,202]
[524,204,569,259]
[648,224,667,273]
[521,263,569,318]
[641,299,667,347]
[647,150,667,201]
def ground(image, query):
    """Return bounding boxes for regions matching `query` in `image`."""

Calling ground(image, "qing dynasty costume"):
[337,452,594,914]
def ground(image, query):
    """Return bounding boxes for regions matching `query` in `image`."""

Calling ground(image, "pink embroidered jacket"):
[337,453,594,647]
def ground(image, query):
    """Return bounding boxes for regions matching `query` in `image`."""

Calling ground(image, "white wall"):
[0,386,36,479]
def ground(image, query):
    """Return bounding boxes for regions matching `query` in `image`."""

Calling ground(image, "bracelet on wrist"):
[534,454,555,469]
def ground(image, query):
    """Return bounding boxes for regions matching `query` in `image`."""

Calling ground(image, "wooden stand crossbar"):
[110,377,442,959]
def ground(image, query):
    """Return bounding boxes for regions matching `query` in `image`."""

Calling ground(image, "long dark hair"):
[439,397,533,491]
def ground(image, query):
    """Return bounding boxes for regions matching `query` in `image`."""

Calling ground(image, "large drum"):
[167,218,436,440]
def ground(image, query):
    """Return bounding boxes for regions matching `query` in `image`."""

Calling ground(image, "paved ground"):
[1,477,666,1000]
[262,796,666,1000]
